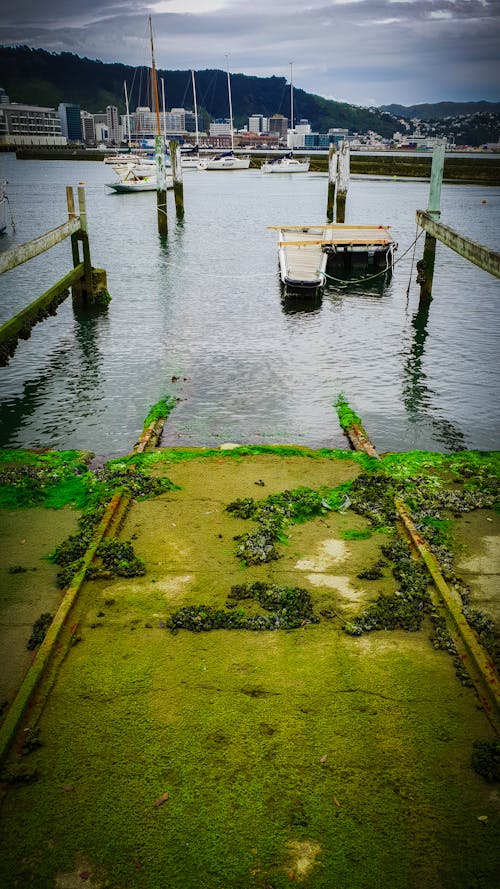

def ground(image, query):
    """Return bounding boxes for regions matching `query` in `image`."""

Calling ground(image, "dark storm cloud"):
[1,0,499,104]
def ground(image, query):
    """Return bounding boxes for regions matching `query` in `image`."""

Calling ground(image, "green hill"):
[0,45,397,137]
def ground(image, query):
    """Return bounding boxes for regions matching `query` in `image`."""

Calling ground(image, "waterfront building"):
[0,88,10,104]
[268,114,288,141]
[0,102,66,147]
[106,105,120,146]
[328,128,349,145]
[121,106,204,143]
[249,114,269,134]
[58,103,82,143]
[303,133,331,149]
[80,111,96,146]
[209,119,231,137]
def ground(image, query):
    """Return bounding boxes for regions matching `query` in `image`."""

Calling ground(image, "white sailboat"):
[107,18,171,194]
[198,57,250,170]
[106,163,173,193]
[262,63,309,174]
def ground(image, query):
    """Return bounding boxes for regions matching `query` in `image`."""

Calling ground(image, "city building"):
[0,102,66,146]
[268,114,288,142]
[121,106,204,143]
[106,105,120,145]
[248,114,268,134]
[0,88,10,104]
[304,133,332,149]
[58,103,82,143]
[209,118,231,137]
[80,111,96,146]
[328,128,349,145]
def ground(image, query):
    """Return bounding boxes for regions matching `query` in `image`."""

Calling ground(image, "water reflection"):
[72,305,106,398]
[0,345,74,447]
[402,304,466,451]
[281,288,322,315]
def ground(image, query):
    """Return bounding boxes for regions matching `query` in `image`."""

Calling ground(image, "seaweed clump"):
[26,613,53,650]
[167,582,318,633]
[51,463,175,588]
[87,540,146,579]
[227,485,347,565]
[471,739,500,783]
[343,539,430,636]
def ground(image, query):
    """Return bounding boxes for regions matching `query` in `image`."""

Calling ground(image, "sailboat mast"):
[191,69,199,147]
[290,61,294,153]
[225,54,234,153]
[149,15,161,136]
[124,80,131,149]
[161,78,166,137]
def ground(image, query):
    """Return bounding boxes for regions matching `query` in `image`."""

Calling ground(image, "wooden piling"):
[155,134,168,236]
[326,144,337,222]
[336,141,350,224]
[417,142,445,309]
[169,140,184,217]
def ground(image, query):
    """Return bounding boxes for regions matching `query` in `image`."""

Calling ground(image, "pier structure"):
[270,223,396,291]
[0,185,109,365]
[416,142,500,308]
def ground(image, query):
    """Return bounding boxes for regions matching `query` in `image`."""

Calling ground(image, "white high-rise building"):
[249,114,268,134]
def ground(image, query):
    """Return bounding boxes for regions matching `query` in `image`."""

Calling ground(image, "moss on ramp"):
[0,451,498,888]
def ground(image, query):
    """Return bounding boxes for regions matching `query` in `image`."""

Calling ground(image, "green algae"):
[0,449,91,510]
[342,528,372,540]
[227,482,354,565]
[142,394,178,430]
[335,394,362,430]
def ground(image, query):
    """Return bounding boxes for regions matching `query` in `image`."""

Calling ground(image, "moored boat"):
[261,153,310,174]
[199,57,250,171]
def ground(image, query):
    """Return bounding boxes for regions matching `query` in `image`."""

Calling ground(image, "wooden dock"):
[270,223,396,290]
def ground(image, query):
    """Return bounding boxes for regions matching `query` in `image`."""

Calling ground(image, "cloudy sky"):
[1,0,499,106]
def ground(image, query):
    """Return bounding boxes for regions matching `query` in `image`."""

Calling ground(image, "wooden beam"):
[0,218,81,276]
[416,210,500,279]
[278,239,393,247]
[0,264,84,348]
[268,224,392,231]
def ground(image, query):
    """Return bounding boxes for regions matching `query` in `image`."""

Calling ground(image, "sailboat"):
[198,57,250,170]
[106,20,172,193]
[262,63,309,174]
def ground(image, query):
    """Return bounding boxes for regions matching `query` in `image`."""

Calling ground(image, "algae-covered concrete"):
[0,506,79,704]
[0,449,499,889]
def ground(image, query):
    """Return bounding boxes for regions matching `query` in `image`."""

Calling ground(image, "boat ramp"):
[270,223,396,290]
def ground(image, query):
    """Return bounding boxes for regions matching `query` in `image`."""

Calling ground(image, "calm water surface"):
[0,153,499,456]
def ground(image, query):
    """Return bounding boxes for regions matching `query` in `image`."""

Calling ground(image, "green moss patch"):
[0,449,91,510]
[168,582,318,632]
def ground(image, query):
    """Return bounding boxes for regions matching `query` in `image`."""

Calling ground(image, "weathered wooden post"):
[169,140,184,217]
[336,140,350,224]
[66,186,80,270]
[416,141,445,308]
[156,135,168,236]
[77,184,93,299]
[326,143,337,222]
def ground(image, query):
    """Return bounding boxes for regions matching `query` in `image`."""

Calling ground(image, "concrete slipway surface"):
[0,447,499,889]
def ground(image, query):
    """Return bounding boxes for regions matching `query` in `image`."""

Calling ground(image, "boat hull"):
[198,157,250,170]
[262,159,310,173]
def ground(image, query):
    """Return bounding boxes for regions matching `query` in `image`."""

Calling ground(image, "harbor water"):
[0,152,499,456]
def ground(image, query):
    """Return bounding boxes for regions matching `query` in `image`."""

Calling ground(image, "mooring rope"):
[321,228,424,288]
